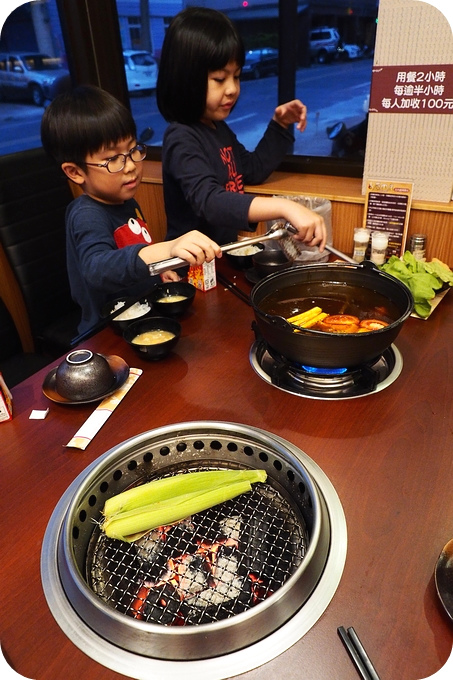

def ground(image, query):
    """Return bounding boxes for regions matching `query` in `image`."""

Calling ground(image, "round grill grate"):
[88,478,308,626]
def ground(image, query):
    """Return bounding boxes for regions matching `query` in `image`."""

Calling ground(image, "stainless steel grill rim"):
[42,421,346,673]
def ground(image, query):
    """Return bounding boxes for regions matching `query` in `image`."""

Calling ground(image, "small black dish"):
[245,267,263,285]
[42,352,129,404]
[123,316,181,360]
[149,281,196,317]
[435,538,453,621]
[102,296,153,335]
[225,242,265,270]
[251,248,292,277]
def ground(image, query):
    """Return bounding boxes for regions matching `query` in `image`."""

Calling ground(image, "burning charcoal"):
[185,540,252,623]
[134,527,168,564]
[242,506,296,589]
[218,515,242,542]
[141,584,182,625]
[174,553,210,598]
[161,517,196,555]
[90,533,146,609]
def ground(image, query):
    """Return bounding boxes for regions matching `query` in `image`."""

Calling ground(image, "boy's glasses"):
[85,143,147,173]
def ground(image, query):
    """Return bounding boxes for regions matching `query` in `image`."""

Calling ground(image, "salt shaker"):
[370,231,389,265]
[352,228,370,263]
[408,234,427,261]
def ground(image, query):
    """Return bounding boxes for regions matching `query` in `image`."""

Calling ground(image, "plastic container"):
[352,228,370,263]
[370,231,389,265]
[269,195,332,263]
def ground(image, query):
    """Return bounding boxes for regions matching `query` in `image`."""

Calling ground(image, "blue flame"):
[300,365,348,375]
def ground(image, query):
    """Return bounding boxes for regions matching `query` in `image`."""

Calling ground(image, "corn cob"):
[299,311,328,328]
[103,468,266,518]
[102,480,254,542]
[287,306,322,325]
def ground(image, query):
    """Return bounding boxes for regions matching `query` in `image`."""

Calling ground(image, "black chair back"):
[0,148,80,356]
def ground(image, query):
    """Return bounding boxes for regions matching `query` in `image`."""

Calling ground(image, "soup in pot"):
[259,282,401,327]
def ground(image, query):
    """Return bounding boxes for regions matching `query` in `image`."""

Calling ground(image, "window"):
[0,0,68,154]
[128,17,143,50]
[116,0,377,177]
[0,0,378,178]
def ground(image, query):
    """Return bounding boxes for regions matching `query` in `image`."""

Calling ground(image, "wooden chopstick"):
[337,626,381,680]
[217,272,251,306]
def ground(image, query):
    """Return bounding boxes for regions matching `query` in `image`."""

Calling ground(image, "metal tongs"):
[147,223,298,277]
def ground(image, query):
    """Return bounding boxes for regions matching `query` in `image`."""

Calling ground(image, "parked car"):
[241,48,278,79]
[123,50,158,94]
[0,52,71,106]
[337,43,364,61]
[309,27,340,64]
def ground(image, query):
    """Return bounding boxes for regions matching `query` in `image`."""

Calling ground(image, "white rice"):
[112,300,150,320]
[229,245,262,256]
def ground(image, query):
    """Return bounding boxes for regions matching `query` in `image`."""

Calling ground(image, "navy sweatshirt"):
[162,118,294,245]
[65,194,156,335]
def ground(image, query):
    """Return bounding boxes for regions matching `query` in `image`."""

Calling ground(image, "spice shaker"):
[408,234,427,261]
[370,231,389,265]
[352,228,370,263]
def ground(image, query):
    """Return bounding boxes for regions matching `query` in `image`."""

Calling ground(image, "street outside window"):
[0,0,377,167]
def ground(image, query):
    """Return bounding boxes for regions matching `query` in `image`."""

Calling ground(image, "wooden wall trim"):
[141,161,453,266]
[0,243,34,353]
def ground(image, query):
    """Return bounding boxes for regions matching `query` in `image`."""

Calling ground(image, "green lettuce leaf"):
[380,251,452,318]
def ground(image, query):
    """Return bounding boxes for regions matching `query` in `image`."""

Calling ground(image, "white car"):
[309,27,340,64]
[0,52,70,106]
[337,43,364,60]
[123,50,158,95]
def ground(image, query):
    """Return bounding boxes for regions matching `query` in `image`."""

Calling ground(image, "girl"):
[157,6,326,249]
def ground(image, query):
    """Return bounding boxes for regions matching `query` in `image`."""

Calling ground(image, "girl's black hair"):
[41,85,137,168]
[157,7,245,124]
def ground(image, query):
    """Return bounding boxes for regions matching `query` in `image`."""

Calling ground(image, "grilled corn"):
[101,468,267,542]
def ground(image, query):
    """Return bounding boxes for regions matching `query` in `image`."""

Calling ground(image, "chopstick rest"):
[337,626,381,680]
[66,367,142,450]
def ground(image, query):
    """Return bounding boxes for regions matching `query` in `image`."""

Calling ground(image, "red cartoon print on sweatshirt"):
[219,146,244,193]
[114,216,152,249]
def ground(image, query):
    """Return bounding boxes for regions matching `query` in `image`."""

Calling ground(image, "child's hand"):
[161,270,181,283]
[273,99,307,132]
[169,230,221,265]
[283,203,327,250]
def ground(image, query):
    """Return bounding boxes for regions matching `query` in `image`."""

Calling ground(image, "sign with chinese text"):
[369,65,453,114]
[363,180,413,258]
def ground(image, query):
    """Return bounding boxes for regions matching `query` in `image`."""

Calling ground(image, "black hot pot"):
[250,262,414,369]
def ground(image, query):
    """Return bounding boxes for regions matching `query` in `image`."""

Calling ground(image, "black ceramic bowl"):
[225,242,265,270]
[252,248,292,277]
[123,317,181,360]
[55,349,116,401]
[102,296,153,335]
[149,282,196,317]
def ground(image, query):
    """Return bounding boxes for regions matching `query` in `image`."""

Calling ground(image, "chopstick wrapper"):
[66,367,142,450]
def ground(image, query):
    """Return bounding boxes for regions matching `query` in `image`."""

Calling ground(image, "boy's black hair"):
[157,7,245,124]
[41,84,137,168]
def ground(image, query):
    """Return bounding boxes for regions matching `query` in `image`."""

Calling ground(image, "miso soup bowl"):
[149,282,196,317]
[123,317,181,360]
[55,349,116,401]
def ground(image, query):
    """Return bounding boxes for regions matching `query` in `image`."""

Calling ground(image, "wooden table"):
[2,259,453,680]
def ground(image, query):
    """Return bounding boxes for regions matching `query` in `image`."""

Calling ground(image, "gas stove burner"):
[250,341,403,400]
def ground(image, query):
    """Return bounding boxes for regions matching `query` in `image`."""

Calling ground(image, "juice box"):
[0,372,13,422]
[187,260,217,291]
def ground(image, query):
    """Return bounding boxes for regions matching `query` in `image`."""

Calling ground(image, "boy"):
[41,85,221,336]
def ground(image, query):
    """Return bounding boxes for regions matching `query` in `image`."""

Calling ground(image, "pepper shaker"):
[408,234,427,261]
